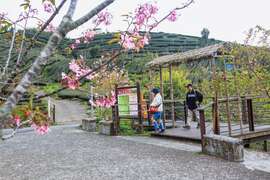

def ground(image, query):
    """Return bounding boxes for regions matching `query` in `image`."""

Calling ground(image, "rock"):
[82,118,96,132]
[202,134,244,162]
[99,120,114,136]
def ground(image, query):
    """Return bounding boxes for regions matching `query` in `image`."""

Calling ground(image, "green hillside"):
[0,29,221,82]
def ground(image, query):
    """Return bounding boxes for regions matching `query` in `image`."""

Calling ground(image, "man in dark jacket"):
[184,83,203,129]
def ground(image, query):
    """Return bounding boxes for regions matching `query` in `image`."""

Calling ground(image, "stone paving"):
[0,124,269,180]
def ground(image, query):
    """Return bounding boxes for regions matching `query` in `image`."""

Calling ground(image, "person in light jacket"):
[150,88,165,133]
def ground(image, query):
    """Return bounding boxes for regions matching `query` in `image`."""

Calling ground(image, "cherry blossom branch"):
[34,53,121,100]
[0,0,79,127]
[0,0,68,90]
[150,0,194,31]
[0,0,116,139]
[1,118,32,140]
[68,0,115,31]
[36,0,195,99]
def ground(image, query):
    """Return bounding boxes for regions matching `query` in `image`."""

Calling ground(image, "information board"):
[118,88,138,117]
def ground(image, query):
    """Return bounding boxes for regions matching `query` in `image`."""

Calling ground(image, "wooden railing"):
[198,96,270,142]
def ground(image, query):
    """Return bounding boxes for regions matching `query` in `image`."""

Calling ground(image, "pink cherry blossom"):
[69,60,81,73]
[167,10,178,22]
[43,2,54,13]
[75,39,81,44]
[13,115,21,126]
[31,123,50,135]
[0,12,7,20]
[93,10,113,26]
[135,35,149,51]
[70,43,76,49]
[120,33,135,50]
[83,30,96,43]
[68,59,94,80]
[135,3,158,27]
[120,32,150,51]
[90,91,116,108]
[61,72,80,90]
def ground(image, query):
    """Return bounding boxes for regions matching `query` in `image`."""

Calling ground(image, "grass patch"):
[119,120,152,136]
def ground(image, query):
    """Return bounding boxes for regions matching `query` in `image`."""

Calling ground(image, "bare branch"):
[1,24,17,76]
[68,0,115,31]
[2,119,32,140]
[16,7,31,65]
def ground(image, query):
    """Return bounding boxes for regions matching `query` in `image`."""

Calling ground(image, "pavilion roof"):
[146,42,229,68]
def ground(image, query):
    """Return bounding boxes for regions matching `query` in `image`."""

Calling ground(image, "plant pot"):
[99,120,114,136]
[82,118,96,132]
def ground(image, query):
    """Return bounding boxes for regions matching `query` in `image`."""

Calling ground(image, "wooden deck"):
[151,121,270,144]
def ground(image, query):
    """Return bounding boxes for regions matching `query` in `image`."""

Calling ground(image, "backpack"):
[195,91,203,103]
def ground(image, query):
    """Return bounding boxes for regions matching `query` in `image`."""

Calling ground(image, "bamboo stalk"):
[169,65,176,127]
[223,58,232,136]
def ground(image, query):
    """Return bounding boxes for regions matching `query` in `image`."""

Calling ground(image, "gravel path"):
[0,125,269,180]
[50,99,89,124]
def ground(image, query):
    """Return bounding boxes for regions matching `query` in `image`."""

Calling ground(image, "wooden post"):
[263,141,268,152]
[169,65,176,128]
[184,101,187,125]
[148,70,153,110]
[211,57,220,135]
[199,109,206,149]
[148,70,153,128]
[159,66,166,127]
[111,105,116,135]
[213,97,220,135]
[52,104,56,124]
[136,82,143,133]
[146,103,151,127]
[114,84,120,135]
[247,98,255,131]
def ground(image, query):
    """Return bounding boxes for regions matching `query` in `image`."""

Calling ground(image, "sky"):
[0,0,269,43]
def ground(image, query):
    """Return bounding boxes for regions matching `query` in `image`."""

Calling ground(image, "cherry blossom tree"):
[0,0,194,139]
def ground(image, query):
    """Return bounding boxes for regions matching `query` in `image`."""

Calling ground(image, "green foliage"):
[153,67,190,99]
[42,83,61,94]
[119,120,135,136]
[125,53,158,74]
[20,0,31,10]
[0,20,12,33]
[58,89,89,100]
[94,107,112,121]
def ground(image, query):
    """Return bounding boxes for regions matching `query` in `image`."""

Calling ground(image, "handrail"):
[198,102,214,110]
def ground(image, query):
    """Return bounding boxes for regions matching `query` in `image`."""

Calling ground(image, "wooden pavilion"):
[145,42,270,150]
